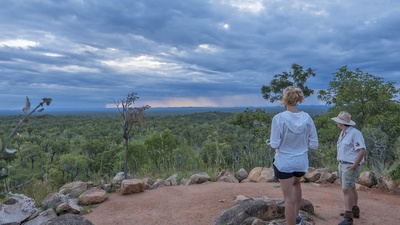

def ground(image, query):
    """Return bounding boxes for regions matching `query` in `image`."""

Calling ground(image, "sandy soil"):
[83,182,400,225]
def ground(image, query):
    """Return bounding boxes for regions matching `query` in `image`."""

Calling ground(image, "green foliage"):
[318,66,400,129]
[230,108,273,169]
[261,63,316,103]
[59,154,89,182]
[389,162,400,181]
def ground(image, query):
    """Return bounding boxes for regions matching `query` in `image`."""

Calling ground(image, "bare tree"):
[115,92,150,179]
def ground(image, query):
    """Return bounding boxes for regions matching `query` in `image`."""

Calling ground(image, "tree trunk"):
[124,136,129,179]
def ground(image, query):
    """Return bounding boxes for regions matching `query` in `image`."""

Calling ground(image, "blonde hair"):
[280,86,304,106]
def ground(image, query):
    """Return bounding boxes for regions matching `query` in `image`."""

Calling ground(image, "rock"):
[142,177,154,189]
[0,194,38,225]
[358,171,378,188]
[59,181,87,198]
[120,179,145,195]
[151,179,167,189]
[112,172,132,184]
[43,214,94,225]
[190,172,211,184]
[24,208,57,225]
[316,171,337,184]
[379,173,400,193]
[216,170,239,183]
[180,178,193,185]
[55,199,81,215]
[235,168,248,182]
[41,193,68,210]
[246,167,276,183]
[304,170,321,182]
[78,187,108,205]
[213,196,315,225]
[166,174,178,186]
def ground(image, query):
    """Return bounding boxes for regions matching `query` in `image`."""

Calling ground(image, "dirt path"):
[83,182,400,225]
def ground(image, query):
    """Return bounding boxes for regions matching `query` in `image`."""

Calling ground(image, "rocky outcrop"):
[0,194,38,225]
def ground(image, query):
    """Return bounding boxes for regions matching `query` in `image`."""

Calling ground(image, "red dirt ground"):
[83,182,400,225]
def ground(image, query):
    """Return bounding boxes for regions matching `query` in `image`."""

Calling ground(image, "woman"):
[269,86,319,225]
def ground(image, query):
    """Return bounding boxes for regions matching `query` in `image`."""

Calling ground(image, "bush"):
[389,163,400,181]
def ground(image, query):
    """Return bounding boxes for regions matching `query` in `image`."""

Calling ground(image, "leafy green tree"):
[115,92,150,179]
[317,66,400,129]
[317,66,400,172]
[20,141,42,169]
[145,130,178,172]
[261,63,316,103]
[59,154,88,182]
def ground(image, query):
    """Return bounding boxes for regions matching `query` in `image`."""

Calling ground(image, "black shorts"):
[273,164,305,179]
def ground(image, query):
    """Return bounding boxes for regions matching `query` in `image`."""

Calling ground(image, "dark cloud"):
[0,0,399,109]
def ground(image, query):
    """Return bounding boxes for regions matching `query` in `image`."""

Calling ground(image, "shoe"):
[296,215,302,225]
[340,206,360,218]
[338,217,353,225]
[352,206,360,218]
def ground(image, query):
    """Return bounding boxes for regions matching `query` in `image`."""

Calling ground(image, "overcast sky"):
[1,0,399,111]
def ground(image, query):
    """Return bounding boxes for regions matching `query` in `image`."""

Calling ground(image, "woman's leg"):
[279,177,296,225]
[292,176,302,216]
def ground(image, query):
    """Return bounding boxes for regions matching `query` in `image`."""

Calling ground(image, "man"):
[331,111,366,225]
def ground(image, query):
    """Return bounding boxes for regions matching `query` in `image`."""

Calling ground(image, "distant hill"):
[0,105,329,116]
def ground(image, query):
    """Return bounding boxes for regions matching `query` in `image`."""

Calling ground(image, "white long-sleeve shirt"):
[270,111,319,173]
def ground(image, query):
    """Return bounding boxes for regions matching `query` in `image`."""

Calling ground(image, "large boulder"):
[234,168,248,182]
[41,193,68,210]
[0,194,38,225]
[78,187,108,205]
[59,181,87,198]
[358,171,378,188]
[245,167,276,183]
[190,172,211,184]
[120,179,145,195]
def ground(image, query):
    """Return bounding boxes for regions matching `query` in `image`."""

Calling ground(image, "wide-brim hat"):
[331,111,356,126]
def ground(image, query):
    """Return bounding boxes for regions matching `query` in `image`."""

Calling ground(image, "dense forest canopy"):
[0,65,399,203]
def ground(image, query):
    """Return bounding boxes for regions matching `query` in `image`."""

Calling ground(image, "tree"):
[115,92,150,179]
[261,63,316,103]
[317,66,399,129]
[230,108,272,168]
